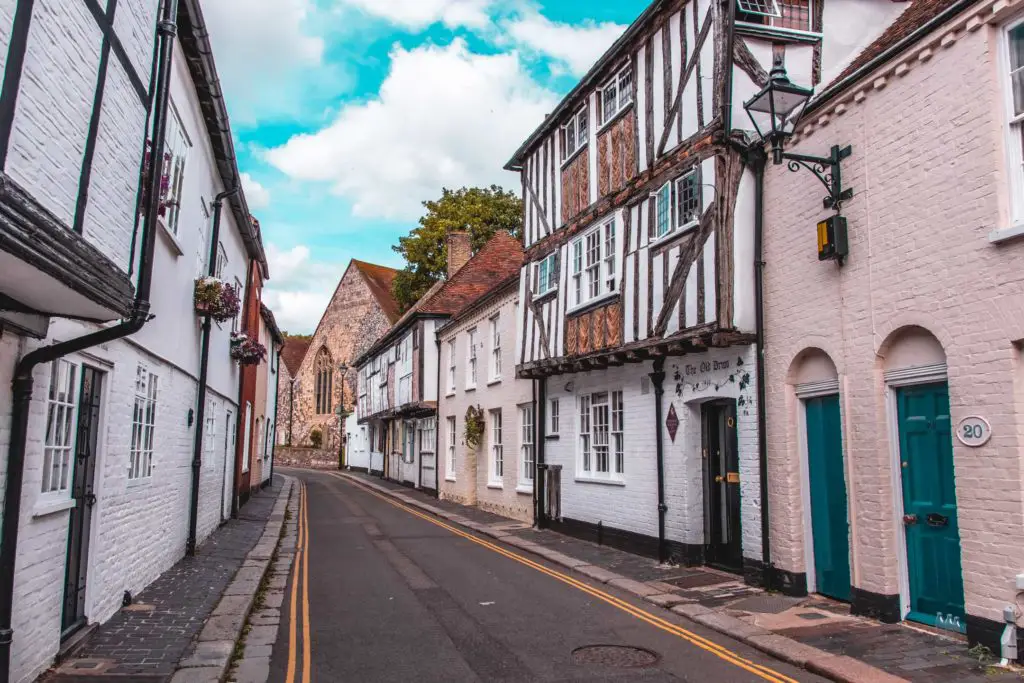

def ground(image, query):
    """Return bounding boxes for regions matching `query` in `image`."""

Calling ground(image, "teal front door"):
[805,395,851,601]
[897,382,965,633]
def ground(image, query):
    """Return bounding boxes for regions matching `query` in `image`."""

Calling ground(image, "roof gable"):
[281,338,311,375]
[352,260,401,323]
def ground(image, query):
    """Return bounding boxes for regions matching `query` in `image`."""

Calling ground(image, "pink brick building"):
[760,0,1024,659]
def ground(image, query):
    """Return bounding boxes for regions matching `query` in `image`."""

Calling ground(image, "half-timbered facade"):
[354,232,523,493]
[509,0,904,581]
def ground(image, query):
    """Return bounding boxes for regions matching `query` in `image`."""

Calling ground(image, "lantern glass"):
[742,61,813,161]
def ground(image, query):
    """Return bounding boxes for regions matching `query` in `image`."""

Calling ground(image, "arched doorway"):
[882,326,964,633]
[791,348,850,601]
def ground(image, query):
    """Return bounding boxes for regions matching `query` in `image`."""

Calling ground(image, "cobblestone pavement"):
[44,478,284,683]
[345,471,1024,683]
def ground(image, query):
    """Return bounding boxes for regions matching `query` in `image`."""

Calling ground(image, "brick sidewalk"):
[44,478,286,683]
[343,471,1023,683]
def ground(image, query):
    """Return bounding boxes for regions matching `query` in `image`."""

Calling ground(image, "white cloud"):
[265,39,557,220]
[202,0,330,124]
[263,243,342,333]
[336,0,494,29]
[241,173,271,209]
[505,13,627,77]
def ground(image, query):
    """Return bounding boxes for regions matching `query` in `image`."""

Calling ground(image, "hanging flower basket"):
[230,333,267,366]
[464,405,484,449]
[194,277,240,322]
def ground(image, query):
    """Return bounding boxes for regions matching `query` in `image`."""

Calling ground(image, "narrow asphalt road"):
[269,469,827,683]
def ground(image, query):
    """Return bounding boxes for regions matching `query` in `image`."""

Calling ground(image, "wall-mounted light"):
[187,408,194,427]
[564,381,575,393]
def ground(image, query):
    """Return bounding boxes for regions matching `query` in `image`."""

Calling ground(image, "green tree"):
[392,185,522,312]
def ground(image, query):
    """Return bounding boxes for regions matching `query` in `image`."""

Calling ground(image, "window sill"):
[515,484,533,495]
[465,385,477,393]
[126,476,152,489]
[734,22,821,44]
[533,288,558,305]
[574,476,625,487]
[989,223,1024,244]
[545,434,560,441]
[446,391,456,398]
[157,217,184,256]
[561,143,588,170]
[650,219,699,251]
[487,482,503,490]
[445,476,457,483]
[565,291,620,317]
[487,378,502,387]
[33,497,76,518]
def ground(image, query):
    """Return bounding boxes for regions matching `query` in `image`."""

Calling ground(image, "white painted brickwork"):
[545,346,761,560]
[761,15,1024,625]
[1,321,235,683]
[438,290,533,523]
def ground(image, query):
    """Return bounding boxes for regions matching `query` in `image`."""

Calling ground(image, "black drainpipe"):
[750,145,773,589]
[186,186,239,556]
[0,1,178,678]
[650,358,667,563]
[434,335,441,496]
[534,377,546,528]
[270,349,281,484]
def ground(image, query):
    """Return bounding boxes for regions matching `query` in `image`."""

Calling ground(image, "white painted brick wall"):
[438,291,534,523]
[761,23,1024,624]
[545,346,761,560]
[1,320,237,683]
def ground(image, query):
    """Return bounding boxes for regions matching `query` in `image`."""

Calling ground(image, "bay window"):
[571,217,617,308]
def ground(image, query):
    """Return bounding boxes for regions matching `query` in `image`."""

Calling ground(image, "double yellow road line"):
[332,472,800,683]
[286,481,311,683]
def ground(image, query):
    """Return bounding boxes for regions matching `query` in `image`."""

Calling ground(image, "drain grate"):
[571,645,660,668]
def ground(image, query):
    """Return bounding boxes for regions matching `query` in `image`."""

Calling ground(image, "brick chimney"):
[447,229,471,278]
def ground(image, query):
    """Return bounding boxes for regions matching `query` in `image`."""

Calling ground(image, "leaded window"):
[314,348,333,414]
[42,360,78,494]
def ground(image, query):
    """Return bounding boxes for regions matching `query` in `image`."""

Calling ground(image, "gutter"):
[650,359,668,563]
[186,185,239,556]
[806,0,977,115]
[535,378,546,527]
[0,1,179,678]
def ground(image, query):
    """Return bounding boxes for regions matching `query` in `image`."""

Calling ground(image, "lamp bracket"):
[782,144,853,210]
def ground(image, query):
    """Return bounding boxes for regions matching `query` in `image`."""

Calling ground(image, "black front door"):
[62,366,103,636]
[703,400,743,573]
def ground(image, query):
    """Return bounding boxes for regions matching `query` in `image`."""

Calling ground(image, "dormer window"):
[601,67,633,125]
[736,0,812,32]
[562,105,589,159]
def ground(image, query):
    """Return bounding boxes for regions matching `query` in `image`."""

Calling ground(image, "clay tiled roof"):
[819,0,970,102]
[352,260,401,323]
[356,231,524,364]
[281,337,311,375]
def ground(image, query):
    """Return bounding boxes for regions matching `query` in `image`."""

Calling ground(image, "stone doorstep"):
[174,477,296,681]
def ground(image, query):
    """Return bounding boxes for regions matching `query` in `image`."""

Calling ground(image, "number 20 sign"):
[956,416,991,447]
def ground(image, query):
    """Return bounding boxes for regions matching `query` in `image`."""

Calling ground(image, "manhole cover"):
[571,645,660,668]
[663,572,733,589]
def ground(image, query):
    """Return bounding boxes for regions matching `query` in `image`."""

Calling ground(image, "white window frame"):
[130,366,158,481]
[466,328,478,389]
[570,217,618,310]
[549,398,560,435]
[447,340,456,394]
[398,333,413,406]
[519,404,535,491]
[41,359,79,497]
[653,167,702,242]
[489,408,503,486]
[562,105,589,160]
[215,243,228,279]
[241,402,252,474]
[489,314,502,382]
[535,252,558,297]
[577,390,625,482]
[204,399,217,461]
[736,0,814,33]
[1002,17,1024,228]
[419,418,436,454]
[161,104,191,237]
[601,67,634,125]
[446,416,457,481]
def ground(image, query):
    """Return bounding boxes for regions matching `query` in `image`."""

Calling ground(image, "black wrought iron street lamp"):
[337,362,348,469]
[743,58,853,212]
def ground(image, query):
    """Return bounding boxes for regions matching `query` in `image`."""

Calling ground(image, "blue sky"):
[202,0,650,333]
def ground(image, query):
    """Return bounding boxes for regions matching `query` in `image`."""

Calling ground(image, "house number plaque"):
[955,416,991,447]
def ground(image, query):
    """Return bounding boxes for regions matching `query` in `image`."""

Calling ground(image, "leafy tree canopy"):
[391,185,522,312]
[281,332,313,343]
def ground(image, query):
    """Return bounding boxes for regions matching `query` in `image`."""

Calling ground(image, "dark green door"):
[897,383,965,633]
[805,395,850,601]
